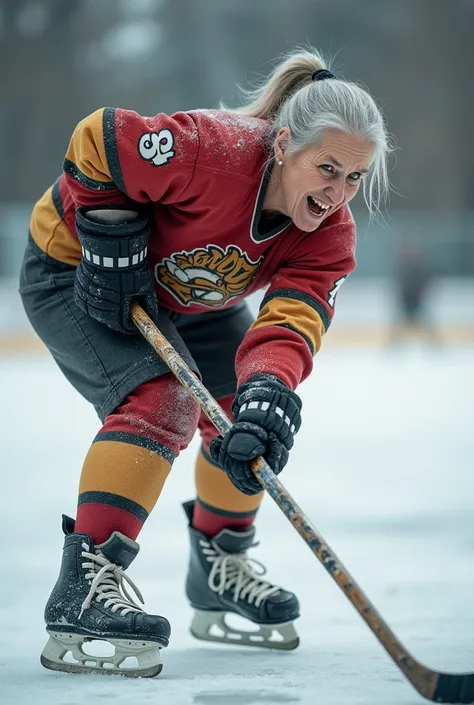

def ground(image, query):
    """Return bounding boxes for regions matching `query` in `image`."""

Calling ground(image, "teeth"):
[309,195,330,210]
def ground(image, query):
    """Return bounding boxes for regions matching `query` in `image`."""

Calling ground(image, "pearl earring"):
[277,159,283,166]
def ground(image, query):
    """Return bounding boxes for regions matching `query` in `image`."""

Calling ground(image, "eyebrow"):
[326,155,369,174]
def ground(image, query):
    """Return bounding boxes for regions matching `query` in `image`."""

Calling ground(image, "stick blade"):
[432,673,474,703]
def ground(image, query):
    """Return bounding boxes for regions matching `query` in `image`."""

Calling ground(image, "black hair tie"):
[312,69,335,82]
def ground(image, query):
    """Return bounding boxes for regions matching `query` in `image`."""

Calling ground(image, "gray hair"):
[230,48,392,217]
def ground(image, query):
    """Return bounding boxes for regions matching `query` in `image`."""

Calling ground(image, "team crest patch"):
[155,245,263,307]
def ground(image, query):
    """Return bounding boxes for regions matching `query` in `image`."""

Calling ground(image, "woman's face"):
[269,127,375,231]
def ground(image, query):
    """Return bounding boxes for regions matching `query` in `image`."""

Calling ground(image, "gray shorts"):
[19,235,254,421]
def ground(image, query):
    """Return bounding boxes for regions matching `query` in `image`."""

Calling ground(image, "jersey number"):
[138,129,175,166]
[327,276,347,308]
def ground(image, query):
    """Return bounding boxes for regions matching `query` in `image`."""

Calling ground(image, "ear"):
[274,127,290,162]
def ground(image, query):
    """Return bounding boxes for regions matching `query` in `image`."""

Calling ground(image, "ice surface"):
[1,345,473,705]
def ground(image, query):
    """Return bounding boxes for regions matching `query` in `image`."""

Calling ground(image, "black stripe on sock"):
[78,491,148,522]
[93,431,176,463]
[196,496,258,520]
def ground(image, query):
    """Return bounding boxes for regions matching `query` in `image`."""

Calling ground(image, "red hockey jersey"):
[29,108,356,389]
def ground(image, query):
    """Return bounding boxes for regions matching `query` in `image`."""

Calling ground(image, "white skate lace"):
[78,542,145,619]
[201,539,281,607]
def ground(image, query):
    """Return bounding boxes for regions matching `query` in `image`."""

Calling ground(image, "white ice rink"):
[1,344,473,705]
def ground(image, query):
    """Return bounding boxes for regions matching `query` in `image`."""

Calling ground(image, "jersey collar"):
[250,160,292,243]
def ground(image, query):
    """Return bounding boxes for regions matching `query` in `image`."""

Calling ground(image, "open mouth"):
[307,195,330,218]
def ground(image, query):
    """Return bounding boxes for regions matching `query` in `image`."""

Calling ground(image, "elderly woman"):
[19,47,390,676]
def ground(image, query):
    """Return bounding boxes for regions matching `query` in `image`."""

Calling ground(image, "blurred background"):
[0,0,473,345]
[1,5,473,701]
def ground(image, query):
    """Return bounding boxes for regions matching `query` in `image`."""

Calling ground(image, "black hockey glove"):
[73,206,158,335]
[210,373,302,495]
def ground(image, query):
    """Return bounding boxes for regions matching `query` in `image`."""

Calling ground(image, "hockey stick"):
[131,301,473,704]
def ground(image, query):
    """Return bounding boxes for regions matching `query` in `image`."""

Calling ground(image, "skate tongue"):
[213,527,256,554]
[96,532,139,569]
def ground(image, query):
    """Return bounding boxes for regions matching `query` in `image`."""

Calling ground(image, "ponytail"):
[231,49,327,119]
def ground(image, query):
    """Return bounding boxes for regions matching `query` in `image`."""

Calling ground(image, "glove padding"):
[73,206,158,335]
[74,262,158,334]
[210,373,302,495]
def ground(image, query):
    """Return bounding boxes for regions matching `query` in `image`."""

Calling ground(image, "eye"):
[347,172,362,182]
[319,164,334,175]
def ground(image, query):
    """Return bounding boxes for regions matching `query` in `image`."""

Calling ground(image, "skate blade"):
[40,630,163,678]
[190,610,299,651]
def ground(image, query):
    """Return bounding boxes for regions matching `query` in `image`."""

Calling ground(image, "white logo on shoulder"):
[138,129,175,166]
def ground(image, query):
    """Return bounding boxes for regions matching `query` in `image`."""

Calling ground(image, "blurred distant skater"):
[389,239,439,345]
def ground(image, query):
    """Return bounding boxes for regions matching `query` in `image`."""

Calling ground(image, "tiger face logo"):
[155,245,263,307]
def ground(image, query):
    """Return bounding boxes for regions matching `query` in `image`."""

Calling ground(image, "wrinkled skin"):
[263,127,375,232]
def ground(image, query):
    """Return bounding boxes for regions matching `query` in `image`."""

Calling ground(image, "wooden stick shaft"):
[130,302,438,700]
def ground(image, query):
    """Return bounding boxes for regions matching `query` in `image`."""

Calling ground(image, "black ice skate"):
[41,516,170,677]
[183,500,300,650]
